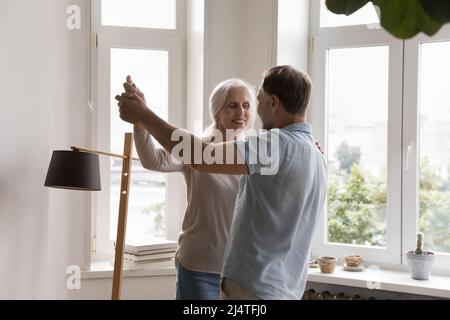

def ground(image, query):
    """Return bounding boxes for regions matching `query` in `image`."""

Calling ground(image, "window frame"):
[90,0,187,260]
[403,25,450,271]
[309,0,403,265]
[310,0,450,271]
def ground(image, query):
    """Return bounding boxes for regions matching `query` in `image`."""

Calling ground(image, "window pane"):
[102,0,176,29]
[419,41,450,254]
[321,0,379,28]
[110,48,169,242]
[327,46,389,247]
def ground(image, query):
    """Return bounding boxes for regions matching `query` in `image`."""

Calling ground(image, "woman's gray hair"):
[205,78,256,136]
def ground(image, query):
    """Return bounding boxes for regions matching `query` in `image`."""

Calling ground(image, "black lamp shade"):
[44,150,101,191]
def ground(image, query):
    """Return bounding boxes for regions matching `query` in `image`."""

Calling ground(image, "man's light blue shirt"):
[221,122,327,300]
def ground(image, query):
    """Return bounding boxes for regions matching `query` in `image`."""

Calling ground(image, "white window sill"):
[82,261,176,280]
[83,262,450,298]
[308,265,450,299]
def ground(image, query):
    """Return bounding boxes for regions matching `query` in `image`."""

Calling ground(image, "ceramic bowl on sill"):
[344,255,364,268]
[317,256,337,274]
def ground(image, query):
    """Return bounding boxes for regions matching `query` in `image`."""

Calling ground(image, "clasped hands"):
[115,76,148,128]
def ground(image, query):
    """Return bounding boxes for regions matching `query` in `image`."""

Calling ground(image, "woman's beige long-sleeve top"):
[134,130,239,274]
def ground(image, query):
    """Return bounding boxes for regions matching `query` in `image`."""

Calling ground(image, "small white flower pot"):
[405,251,435,280]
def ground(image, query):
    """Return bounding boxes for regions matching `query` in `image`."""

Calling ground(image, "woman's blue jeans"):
[175,262,221,300]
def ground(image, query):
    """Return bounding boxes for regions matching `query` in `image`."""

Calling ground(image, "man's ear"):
[270,95,280,114]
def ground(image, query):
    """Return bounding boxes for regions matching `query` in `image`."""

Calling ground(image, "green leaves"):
[327,163,386,246]
[420,0,450,23]
[325,0,450,39]
[325,0,370,15]
[373,0,442,39]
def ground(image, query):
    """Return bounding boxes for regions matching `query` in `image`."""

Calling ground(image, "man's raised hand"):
[124,75,146,102]
[121,75,146,131]
[115,84,149,126]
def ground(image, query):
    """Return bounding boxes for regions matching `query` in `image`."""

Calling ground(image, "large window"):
[92,0,186,259]
[327,46,389,247]
[403,31,450,270]
[109,48,169,242]
[101,0,176,29]
[418,42,450,254]
[310,0,450,270]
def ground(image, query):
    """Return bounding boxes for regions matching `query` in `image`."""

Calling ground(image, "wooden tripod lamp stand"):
[44,133,137,300]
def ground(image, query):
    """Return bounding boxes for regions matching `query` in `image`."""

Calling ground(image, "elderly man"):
[116,65,327,300]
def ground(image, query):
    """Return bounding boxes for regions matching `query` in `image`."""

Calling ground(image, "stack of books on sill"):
[117,239,178,270]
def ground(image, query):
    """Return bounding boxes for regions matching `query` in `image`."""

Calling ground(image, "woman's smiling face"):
[216,86,252,131]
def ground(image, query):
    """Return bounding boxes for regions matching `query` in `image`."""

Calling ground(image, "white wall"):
[45,0,91,299]
[277,0,310,71]
[203,0,278,129]
[0,0,89,299]
[68,275,176,300]
[186,0,205,133]
[202,0,312,130]
[0,0,50,299]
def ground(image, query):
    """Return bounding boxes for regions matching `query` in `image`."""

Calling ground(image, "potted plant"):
[405,232,435,280]
[326,0,450,39]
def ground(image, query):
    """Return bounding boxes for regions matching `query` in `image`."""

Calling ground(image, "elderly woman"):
[125,77,256,300]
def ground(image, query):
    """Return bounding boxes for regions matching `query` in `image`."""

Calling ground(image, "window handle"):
[405,141,413,170]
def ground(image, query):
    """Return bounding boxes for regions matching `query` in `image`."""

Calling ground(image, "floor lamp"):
[44,133,137,300]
